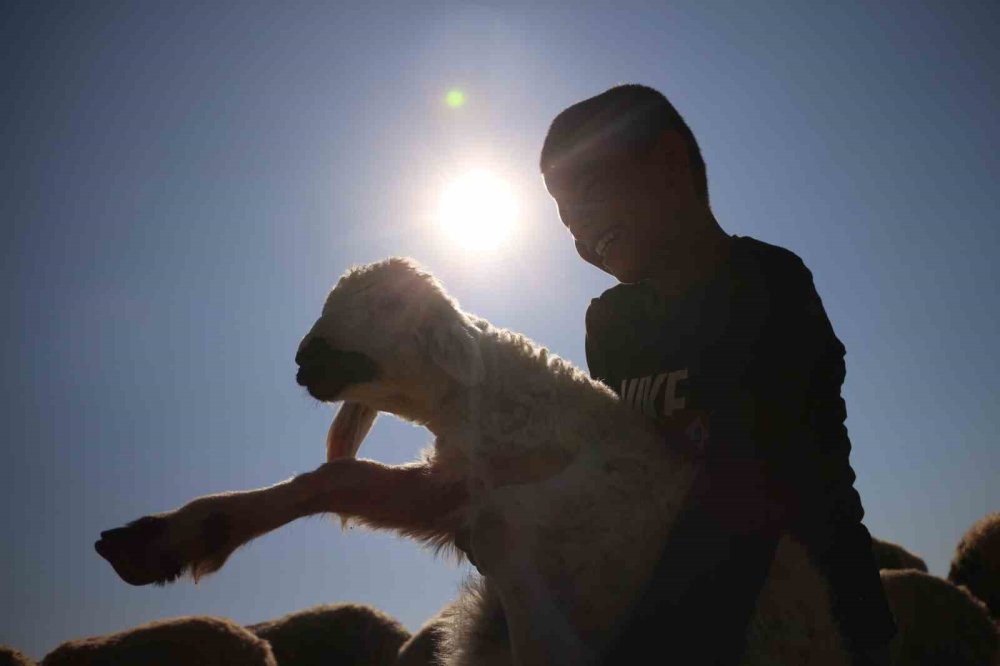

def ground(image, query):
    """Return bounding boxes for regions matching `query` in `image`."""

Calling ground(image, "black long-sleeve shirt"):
[587,235,896,662]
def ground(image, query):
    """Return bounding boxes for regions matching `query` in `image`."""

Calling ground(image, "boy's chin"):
[604,260,645,284]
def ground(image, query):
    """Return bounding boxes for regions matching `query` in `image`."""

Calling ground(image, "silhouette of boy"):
[540,84,896,665]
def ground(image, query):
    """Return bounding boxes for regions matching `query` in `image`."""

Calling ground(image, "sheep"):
[0,646,35,666]
[949,512,1000,620]
[430,535,996,666]
[246,603,410,666]
[40,616,276,666]
[881,569,999,666]
[394,606,456,666]
[96,256,862,665]
[871,537,928,573]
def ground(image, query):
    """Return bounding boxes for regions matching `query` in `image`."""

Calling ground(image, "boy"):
[540,84,895,665]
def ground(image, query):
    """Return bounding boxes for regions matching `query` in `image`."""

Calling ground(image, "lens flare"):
[438,170,517,252]
[445,89,466,108]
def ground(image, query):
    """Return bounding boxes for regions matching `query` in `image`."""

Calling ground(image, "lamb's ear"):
[423,317,484,387]
[327,402,378,461]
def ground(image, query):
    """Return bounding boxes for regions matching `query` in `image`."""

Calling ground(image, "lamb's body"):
[949,512,1000,621]
[0,646,35,666]
[97,258,848,665]
[453,323,694,651]
[871,538,928,573]
[434,320,846,664]
[40,617,276,666]
[881,570,998,666]
[247,603,410,666]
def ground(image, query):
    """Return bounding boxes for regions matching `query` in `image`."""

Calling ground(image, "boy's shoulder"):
[587,278,654,326]
[729,235,810,279]
[588,235,811,323]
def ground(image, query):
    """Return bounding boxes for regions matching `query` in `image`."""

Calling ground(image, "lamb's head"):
[296,257,484,458]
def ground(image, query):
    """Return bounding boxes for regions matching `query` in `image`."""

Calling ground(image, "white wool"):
[306,257,850,665]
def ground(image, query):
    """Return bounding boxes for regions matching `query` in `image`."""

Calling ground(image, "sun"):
[438,170,518,252]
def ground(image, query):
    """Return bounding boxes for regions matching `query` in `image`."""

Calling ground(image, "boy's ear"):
[654,127,688,161]
[652,128,692,180]
[422,317,484,387]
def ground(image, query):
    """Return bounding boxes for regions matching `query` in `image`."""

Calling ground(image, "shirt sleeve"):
[741,255,856,533]
[736,254,897,648]
[585,297,613,391]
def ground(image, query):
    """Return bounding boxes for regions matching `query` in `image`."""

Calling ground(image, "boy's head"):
[540,85,710,281]
[540,84,707,205]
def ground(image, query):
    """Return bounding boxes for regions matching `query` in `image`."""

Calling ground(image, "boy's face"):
[543,131,694,283]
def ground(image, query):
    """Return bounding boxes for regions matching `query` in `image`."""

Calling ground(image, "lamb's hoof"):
[95,516,184,586]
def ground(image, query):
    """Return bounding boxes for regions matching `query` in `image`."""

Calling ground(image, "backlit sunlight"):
[437,170,518,252]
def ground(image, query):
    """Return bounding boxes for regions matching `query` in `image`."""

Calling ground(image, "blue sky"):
[3,1,998,658]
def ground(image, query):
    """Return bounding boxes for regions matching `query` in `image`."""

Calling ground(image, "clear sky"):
[3,1,998,659]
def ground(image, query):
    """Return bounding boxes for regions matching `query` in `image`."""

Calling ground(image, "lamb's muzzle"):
[295,336,379,401]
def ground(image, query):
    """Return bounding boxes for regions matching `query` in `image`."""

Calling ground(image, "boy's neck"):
[645,209,731,299]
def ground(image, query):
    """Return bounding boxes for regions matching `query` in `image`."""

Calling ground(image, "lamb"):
[949,512,1000,620]
[881,569,999,666]
[247,603,410,666]
[95,256,862,665]
[31,605,406,666]
[0,646,35,666]
[395,609,453,666]
[39,616,276,666]
[420,543,999,665]
[871,537,928,573]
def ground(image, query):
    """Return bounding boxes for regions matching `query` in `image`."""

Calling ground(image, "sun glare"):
[445,89,466,108]
[438,170,518,252]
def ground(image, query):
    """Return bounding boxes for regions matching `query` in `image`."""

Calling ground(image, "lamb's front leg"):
[95,460,467,586]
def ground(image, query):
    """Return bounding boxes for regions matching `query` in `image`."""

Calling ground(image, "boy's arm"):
[737,255,896,649]
[738,256,858,538]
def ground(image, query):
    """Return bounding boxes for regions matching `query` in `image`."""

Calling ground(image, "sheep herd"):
[5,259,998,665]
[2,525,997,665]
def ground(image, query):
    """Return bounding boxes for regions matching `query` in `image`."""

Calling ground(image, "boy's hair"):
[539,84,709,205]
